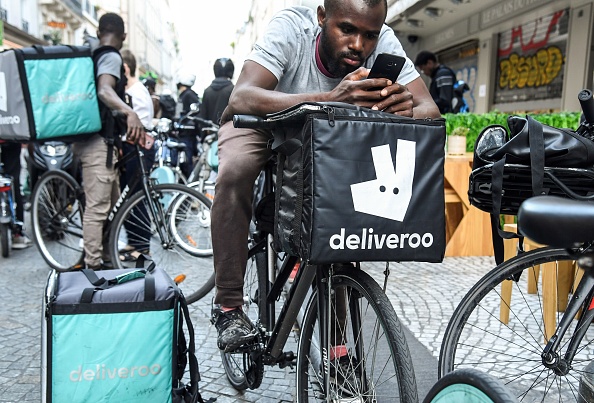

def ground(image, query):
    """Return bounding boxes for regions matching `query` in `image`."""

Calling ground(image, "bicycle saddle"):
[518,195,594,248]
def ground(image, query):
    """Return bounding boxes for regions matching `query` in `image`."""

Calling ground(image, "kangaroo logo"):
[0,72,7,112]
[350,141,415,221]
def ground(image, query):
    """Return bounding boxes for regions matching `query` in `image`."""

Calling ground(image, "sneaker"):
[12,233,32,250]
[212,308,257,352]
[329,355,364,399]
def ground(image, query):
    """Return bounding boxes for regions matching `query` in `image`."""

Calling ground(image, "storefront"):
[390,0,593,114]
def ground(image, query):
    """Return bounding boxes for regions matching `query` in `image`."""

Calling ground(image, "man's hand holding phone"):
[366,53,413,116]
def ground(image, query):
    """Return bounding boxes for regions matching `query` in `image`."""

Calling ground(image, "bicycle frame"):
[247,160,347,374]
[541,247,594,372]
[104,145,172,246]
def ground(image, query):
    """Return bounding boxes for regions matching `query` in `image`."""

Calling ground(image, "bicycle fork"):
[541,254,594,375]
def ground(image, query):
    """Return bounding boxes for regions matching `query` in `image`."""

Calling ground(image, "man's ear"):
[122,33,127,42]
[317,5,326,27]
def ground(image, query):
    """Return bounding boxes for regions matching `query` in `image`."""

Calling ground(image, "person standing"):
[118,49,155,261]
[175,74,200,178]
[73,12,144,270]
[200,58,234,125]
[414,50,456,114]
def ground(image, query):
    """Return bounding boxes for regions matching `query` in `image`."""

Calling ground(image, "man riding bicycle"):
[211,0,440,353]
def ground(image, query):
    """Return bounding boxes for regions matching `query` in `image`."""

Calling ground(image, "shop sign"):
[48,21,67,29]
[481,0,554,28]
[494,9,568,104]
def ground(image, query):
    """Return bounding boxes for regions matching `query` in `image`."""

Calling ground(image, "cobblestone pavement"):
[0,233,497,402]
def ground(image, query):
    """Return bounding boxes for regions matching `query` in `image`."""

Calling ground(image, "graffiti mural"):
[494,9,568,104]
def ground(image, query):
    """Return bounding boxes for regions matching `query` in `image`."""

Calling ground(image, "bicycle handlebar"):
[233,114,275,129]
[579,89,594,125]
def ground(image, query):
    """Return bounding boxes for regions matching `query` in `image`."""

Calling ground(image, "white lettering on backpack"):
[69,364,162,382]
[42,92,95,104]
[0,115,21,125]
[329,228,434,250]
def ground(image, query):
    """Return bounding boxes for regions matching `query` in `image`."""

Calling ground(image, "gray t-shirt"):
[96,51,121,81]
[248,6,419,95]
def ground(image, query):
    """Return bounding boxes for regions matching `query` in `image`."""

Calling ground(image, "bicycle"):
[151,108,218,201]
[438,92,594,401]
[216,114,418,402]
[185,116,218,201]
[31,134,215,303]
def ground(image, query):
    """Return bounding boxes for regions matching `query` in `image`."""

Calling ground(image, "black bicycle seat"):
[518,195,594,248]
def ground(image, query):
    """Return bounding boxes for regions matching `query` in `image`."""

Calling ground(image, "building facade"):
[388,0,594,114]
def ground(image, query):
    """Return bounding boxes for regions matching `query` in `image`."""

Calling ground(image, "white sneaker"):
[12,233,32,249]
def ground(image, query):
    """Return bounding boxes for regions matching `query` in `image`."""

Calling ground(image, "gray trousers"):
[211,121,272,307]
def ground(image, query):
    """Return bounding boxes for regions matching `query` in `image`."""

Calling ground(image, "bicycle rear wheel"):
[31,171,84,271]
[439,247,592,402]
[423,368,518,403]
[108,183,214,303]
[296,266,418,402]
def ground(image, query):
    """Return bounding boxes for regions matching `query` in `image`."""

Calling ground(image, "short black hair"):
[214,58,234,79]
[98,13,125,36]
[325,0,387,17]
[121,49,136,77]
[414,50,437,67]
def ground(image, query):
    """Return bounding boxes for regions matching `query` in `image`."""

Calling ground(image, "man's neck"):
[126,76,138,90]
[315,34,335,78]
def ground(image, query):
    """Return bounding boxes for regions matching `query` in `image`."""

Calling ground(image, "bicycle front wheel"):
[439,247,593,402]
[423,368,519,403]
[31,171,84,271]
[108,183,214,303]
[296,266,418,402]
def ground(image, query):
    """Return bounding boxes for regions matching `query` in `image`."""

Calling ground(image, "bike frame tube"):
[266,262,318,358]
[547,259,594,363]
[105,145,172,245]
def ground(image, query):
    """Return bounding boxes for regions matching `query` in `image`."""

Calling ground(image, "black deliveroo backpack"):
[265,102,446,264]
[41,263,210,403]
[0,45,102,142]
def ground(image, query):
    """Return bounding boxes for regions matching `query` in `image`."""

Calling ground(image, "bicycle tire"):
[295,266,418,402]
[0,222,9,258]
[423,368,519,403]
[439,247,593,402]
[31,170,84,271]
[220,227,267,390]
[108,183,215,303]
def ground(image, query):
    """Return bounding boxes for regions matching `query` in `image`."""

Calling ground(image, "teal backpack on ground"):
[0,45,101,142]
[41,263,211,403]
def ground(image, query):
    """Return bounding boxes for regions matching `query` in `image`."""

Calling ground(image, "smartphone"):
[368,53,406,85]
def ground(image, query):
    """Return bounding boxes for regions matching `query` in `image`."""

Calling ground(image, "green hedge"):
[442,112,582,152]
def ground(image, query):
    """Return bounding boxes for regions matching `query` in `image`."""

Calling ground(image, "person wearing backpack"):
[158,90,177,120]
[142,77,160,119]
[414,50,457,114]
[72,12,144,271]
[175,73,201,178]
[200,58,235,125]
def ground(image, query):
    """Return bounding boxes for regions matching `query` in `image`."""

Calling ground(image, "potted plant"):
[447,126,469,155]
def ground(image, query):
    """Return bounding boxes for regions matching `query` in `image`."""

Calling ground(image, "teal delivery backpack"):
[41,265,207,403]
[0,45,101,142]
